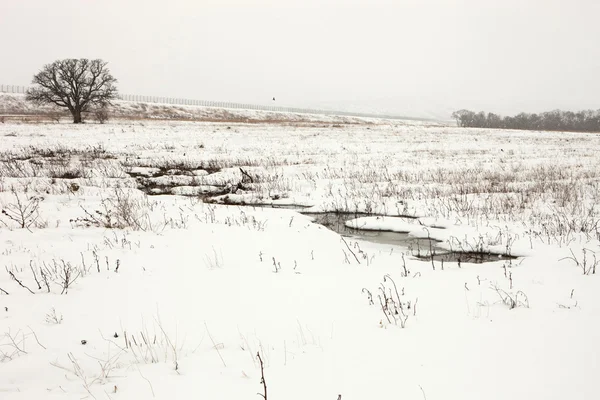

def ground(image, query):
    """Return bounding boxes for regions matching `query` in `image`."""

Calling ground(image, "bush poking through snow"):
[119,318,183,371]
[6,258,93,295]
[204,246,224,269]
[0,189,44,230]
[367,274,418,328]
[29,259,82,295]
[0,329,28,363]
[49,318,181,396]
[490,283,529,310]
[92,105,110,124]
[560,248,598,275]
[73,188,161,232]
[45,308,63,324]
[0,327,47,363]
[50,351,124,396]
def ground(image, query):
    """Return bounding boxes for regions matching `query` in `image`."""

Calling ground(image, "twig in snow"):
[256,351,267,400]
[6,269,35,294]
[361,288,374,305]
[28,326,47,349]
[239,167,254,183]
[136,364,155,398]
[419,385,427,400]
[154,313,180,373]
[30,261,41,290]
[204,322,227,367]
[401,253,409,277]
[413,297,419,316]
[423,227,435,270]
[340,236,360,264]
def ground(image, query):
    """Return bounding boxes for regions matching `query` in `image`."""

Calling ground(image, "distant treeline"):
[452,109,600,133]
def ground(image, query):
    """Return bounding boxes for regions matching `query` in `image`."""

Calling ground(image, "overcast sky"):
[1,0,599,119]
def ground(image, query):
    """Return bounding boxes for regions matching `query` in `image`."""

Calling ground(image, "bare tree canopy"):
[26,59,118,123]
[452,109,600,133]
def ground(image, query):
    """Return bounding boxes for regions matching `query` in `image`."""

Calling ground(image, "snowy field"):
[0,117,599,399]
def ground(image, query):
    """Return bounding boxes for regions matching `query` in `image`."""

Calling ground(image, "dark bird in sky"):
[272,97,275,101]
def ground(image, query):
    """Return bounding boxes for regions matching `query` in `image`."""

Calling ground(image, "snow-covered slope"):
[0,93,446,126]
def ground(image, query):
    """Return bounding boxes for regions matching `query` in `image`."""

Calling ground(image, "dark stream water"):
[269,208,515,264]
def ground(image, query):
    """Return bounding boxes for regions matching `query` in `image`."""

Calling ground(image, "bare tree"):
[452,107,600,133]
[26,59,118,123]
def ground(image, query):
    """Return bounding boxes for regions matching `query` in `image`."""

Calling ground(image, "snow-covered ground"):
[0,118,599,399]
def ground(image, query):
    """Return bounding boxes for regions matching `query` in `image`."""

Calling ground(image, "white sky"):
[1,0,599,118]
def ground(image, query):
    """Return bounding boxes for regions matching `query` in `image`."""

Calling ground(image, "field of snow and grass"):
[0,115,599,399]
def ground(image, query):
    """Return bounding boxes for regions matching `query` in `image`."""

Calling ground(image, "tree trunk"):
[72,108,82,124]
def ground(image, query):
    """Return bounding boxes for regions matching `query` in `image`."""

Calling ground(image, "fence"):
[1,84,28,94]
[0,83,424,121]
[116,92,333,115]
